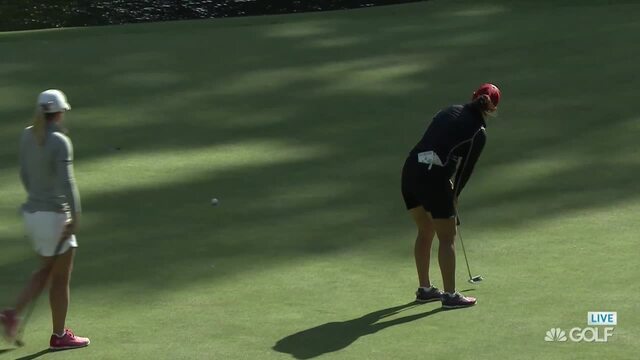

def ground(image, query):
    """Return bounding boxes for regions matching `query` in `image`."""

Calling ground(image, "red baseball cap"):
[472,83,501,108]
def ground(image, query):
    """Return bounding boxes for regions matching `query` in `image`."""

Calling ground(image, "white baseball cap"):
[37,89,71,113]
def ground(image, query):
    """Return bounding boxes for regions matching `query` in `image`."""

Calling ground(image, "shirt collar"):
[465,103,487,128]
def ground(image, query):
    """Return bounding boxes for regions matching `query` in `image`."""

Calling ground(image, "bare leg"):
[433,218,457,293]
[14,258,55,314]
[49,249,74,335]
[14,270,49,314]
[409,207,436,288]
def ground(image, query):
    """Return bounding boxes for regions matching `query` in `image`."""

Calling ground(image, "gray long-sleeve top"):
[19,123,81,220]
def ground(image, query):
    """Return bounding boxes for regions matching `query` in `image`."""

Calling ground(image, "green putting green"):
[1,1,639,358]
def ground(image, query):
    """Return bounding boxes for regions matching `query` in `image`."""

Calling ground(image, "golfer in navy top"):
[401,83,501,309]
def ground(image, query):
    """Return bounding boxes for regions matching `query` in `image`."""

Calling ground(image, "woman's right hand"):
[62,215,79,239]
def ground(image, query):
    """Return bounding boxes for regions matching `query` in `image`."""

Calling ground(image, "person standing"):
[1,89,90,349]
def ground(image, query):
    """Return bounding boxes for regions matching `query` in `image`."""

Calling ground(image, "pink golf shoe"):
[50,328,90,350]
[0,309,19,342]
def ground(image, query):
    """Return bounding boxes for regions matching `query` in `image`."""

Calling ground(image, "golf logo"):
[545,328,567,342]
[545,312,616,343]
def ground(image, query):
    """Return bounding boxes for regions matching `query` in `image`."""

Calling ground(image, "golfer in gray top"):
[0,90,90,350]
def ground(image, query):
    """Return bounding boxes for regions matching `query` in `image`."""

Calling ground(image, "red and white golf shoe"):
[442,292,477,309]
[0,309,18,342]
[50,328,90,351]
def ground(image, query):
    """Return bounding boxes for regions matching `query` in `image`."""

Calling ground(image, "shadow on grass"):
[13,349,50,360]
[0,348,16,356]
[273,302,443,359]
[0,1,639,301]
[0,348,50,360]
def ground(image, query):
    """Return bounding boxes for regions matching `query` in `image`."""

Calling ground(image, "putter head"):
[468,275,483,284]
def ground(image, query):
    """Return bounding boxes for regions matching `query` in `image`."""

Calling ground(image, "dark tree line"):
[0,0,427,31]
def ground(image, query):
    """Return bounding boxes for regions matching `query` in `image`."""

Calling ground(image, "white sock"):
[419,286,433,291]
[54,331,66,338]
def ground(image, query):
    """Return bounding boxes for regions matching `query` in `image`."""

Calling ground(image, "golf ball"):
[211,198,219,206]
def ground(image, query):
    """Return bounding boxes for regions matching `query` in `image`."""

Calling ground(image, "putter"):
[452,134,484,285]
[456,217,483,284]
[13,227,70,347]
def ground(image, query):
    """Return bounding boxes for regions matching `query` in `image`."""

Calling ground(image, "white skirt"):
[23,211,78,257]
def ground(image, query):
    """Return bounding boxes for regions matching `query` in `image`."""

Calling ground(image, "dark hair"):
[471,94,494,113]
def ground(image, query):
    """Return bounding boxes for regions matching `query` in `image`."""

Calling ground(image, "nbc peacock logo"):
[545,328,567,342]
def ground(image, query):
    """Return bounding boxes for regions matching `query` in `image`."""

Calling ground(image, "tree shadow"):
[273,302,443,359]
[0,0,639,301]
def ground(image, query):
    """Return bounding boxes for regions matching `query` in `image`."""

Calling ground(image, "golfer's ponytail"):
[472,94,494,113]
[32,105,59,146]
[32,107,47,146]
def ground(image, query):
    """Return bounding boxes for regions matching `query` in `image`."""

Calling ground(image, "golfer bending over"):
[401,84,501,309]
